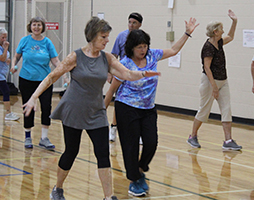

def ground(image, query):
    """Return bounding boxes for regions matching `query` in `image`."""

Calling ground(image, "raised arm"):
[223,9,237,45]
[23,51,77,116]
[106,52,160,80]
[161,17,199,60]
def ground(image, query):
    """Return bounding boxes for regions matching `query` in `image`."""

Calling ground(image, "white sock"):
[225,139,232,144]
[41,127,49,139]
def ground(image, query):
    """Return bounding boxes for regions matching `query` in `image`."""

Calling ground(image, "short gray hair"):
[206,21,223,37]
[84,16,112,42]
[0,27,7,36]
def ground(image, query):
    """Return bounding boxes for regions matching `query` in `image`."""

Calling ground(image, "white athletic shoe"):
[109,126,117,142]
[5,112,20,121]
[139,137,143,145]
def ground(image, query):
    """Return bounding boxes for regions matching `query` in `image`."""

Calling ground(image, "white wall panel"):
[72,0,254,120]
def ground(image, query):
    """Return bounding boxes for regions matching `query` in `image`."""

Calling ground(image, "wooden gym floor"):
[0,94,253,200]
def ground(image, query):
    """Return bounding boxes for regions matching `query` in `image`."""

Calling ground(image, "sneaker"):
[187,135,201,148]
[222,139,242,151]
[128,181,146,197]
[25,137,33,149]
[5,112,20,121]
[109,125,117,142]
[50,186,65,200]
[137,173,149,191]
[39,137,55,150]
[139,137,143,145]
[103,196,118,200]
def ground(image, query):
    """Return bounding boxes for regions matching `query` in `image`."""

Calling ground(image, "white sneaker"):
[109,126,117,142]
[5,112,20,121]
[139,137,143,145]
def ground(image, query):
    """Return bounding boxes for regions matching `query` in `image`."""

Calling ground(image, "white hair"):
[0,27,7,36]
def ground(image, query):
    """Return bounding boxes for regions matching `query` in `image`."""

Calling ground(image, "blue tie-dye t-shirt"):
[115,49,163,109]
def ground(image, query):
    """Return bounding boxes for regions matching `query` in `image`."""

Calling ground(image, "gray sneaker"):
[5,112,20,121]
[222,139,242,151]
[187,135,201,148]
[50,186,65,200]
[25,137,33,148]
[39,137,55,150]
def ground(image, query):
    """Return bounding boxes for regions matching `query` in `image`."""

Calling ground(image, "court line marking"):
[119,189,254,200]
[1,118,253,199]
[158,144,254,170]
[0,162,31,177]
[0,134,217,200]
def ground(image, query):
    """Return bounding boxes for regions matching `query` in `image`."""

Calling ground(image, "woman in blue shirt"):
[11,17,61,150]
[104,18,199,197]
[0,28,19,121]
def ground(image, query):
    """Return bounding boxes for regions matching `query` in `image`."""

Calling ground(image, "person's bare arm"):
[104,77,122,108]
[10,53,22,74]
[161,17,199,60]
[23,52,77,116]
[251,60,254,93]
[106,52,160,81]
[223,9,237,45]
[203,57,219,99]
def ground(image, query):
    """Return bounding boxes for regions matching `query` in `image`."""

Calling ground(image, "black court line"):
[0,134,218,200]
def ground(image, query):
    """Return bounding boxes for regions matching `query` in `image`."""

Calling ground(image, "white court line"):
[121,193,194,200]
[201,189,253,195]
[48,116,254,170]
[120,189,253,200]
[158,144,254,170]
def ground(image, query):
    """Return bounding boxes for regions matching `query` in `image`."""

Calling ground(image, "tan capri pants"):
[195,73,232,122]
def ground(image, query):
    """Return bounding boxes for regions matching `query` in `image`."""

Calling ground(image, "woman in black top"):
[187,10,242,151]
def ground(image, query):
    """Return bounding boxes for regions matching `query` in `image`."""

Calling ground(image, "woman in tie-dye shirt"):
[104,18,198,197]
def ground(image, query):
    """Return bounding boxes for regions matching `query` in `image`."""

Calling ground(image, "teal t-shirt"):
[16,35,58,81]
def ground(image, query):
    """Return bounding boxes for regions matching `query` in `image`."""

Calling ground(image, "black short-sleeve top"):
[201,38,227,80]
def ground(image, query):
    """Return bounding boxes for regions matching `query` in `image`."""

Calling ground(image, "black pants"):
[58,124,110,170]
[19,77,53,128]
[0,80,10,101]
[115,101,158,181]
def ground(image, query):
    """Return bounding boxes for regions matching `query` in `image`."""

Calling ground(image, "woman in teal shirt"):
[11,17,61,150]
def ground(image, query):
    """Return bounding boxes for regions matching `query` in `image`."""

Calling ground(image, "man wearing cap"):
[108,12,143,143]
[111,12,143,60]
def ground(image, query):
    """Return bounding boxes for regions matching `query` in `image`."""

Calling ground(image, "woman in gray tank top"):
[22,17,160,200]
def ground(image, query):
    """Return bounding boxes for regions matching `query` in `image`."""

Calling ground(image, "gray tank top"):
[50,48,109,130]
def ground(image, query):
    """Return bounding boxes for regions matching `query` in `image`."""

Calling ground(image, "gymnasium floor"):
[0,94,253,199]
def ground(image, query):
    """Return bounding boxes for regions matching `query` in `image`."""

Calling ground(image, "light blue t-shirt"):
[115,49,163,109]
[0,46,10,81]
[111,29,129,60]
[16,35,58,81]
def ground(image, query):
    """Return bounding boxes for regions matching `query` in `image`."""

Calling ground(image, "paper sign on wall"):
[243,29,254,48]
[168,51,181,68]
[97,13,105,20]
[168,0,174,9]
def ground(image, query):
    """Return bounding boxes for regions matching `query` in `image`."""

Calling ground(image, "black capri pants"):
[115,101,158,182]
[19,77,53,128]
[0,80,10,101]
[58,124,110,170]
